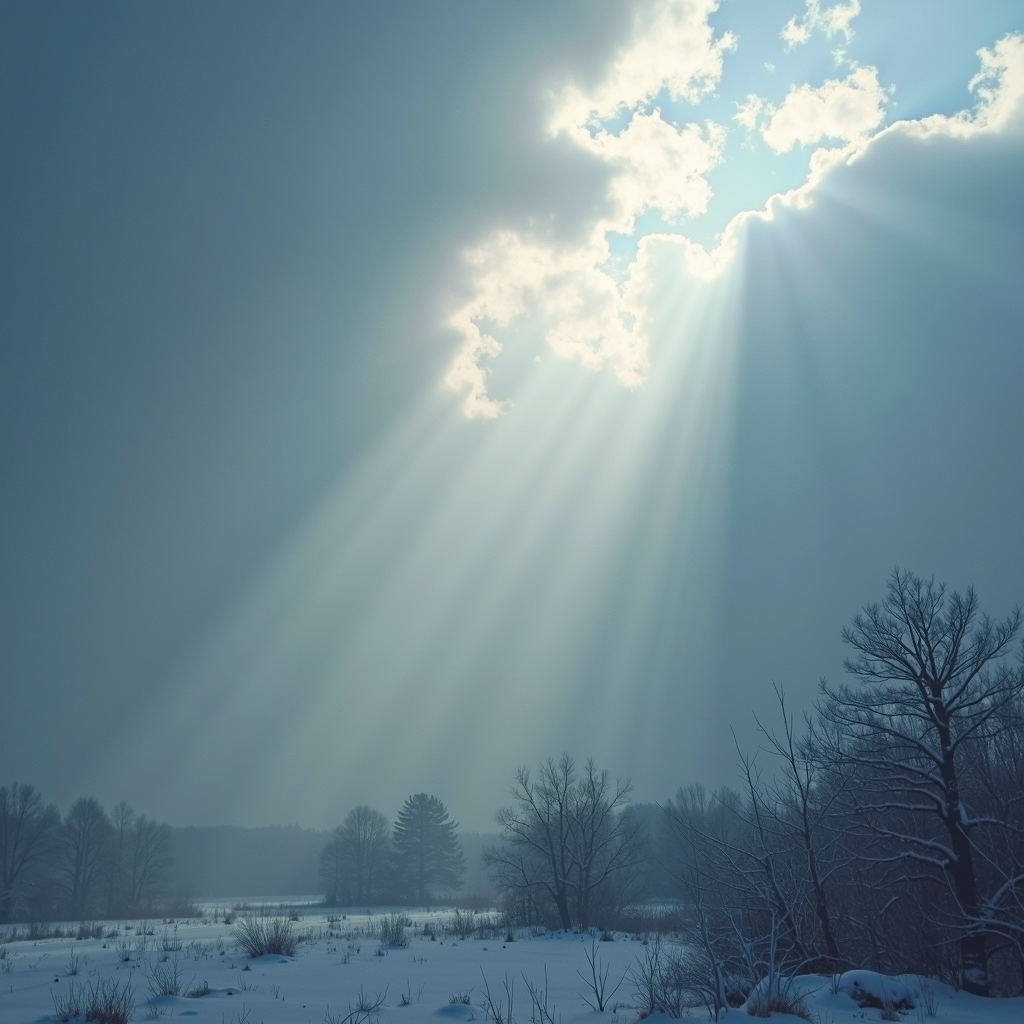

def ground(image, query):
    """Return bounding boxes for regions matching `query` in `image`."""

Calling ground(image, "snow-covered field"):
[2,906,1022,1024]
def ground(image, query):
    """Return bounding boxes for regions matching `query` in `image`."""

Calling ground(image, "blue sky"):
[1,1,1022,832]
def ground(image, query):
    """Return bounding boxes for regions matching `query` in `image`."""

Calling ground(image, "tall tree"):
[107,801,135,915]
[319,830,346,905]
[818,568,1023,996]
[392,794,465,903]
[0,782,59,922]
[320,806,391,905]
[59,797,113,919]
[341,806,390,903]
[126,815,173,910]
[486,754,647,929]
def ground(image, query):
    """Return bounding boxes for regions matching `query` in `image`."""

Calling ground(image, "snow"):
[2,907,1024,1023]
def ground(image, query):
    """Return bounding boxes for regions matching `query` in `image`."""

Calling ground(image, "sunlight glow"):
[107,6,1024,829]
[444,0,1024,422]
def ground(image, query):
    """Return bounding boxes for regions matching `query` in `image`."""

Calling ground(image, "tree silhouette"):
[392,794,464,903]
[59,797,113,918]
[486,754,646,929]
[320,806,390,904]
[0,782,59,922]
[819,568,1023,996]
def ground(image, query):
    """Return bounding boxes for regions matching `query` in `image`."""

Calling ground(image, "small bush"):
[160,925,182,952]
[146,951,187,997]
[323,985,387,1024]
[52,983,83,1022]
[234,912,300,958]
[53,977,134,1024]
[746,987,811,1021]
[377,913,411,947]
[919,980,939,1017]
[448,908,476,940]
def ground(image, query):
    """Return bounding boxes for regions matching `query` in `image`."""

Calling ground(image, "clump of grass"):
[52,977,134,1024]
[234,911,300,958]
[146,950,189,997]
[746,987,812,1021]
[377,913,411,947]
[448,908,476,940]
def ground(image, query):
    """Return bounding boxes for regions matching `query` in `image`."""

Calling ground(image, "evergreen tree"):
[391,794,465,903]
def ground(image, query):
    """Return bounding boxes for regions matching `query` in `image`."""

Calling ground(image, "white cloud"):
[757,33,1024,217]
[444,233,648,420]
[761,66,888,152]
[894,32,1024,141]
[781,0,860,50]
[734,93,767,132]
[968,33,1024,131]
[445,0,740,418]
[581,111,727,233]
[444,12,1024,419]
[550,0,736,136]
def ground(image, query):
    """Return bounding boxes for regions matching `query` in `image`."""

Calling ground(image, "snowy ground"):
[2,905,1022,1024]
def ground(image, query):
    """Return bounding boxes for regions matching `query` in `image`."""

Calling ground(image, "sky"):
[1,0,1022,834]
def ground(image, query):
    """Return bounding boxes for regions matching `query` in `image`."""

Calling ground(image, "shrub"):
[52,977,134,1024]
[186,979,210,998]
[745,985,811,1021]
[146,950,187,997]
[234,911,300,958]
[448,908,476,940]
[377,913,411,947]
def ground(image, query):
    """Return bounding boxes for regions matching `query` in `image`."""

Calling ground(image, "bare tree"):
[959,691,1024,986]
[107,801,135,915]
[320,829,346,905]
[751,686,846,969]
[126,815,173,910]
[59,797,113,919]
[663,777,823,998]
[818,568,1023,996]
[321,806,390,905]
[486,754,646,930]
[0,782,59,922]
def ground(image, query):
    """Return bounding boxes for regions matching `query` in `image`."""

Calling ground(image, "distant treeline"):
[0,788,498,922]
[0,791,179,923]
[6,570,1023,1001]
[174,825,497,902]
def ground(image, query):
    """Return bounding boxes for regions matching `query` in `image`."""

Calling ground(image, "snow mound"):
[837,970,917,1010]
[434,1004,475,1019]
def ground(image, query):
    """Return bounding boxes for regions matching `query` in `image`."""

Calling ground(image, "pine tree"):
[392,794,465,903]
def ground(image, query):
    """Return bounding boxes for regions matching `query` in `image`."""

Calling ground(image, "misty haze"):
[2,2,1023,1023]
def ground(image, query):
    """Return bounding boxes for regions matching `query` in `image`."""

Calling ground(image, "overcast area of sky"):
[1,0,1022,833]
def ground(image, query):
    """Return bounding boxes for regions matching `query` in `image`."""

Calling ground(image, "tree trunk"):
[948,822,989,995]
